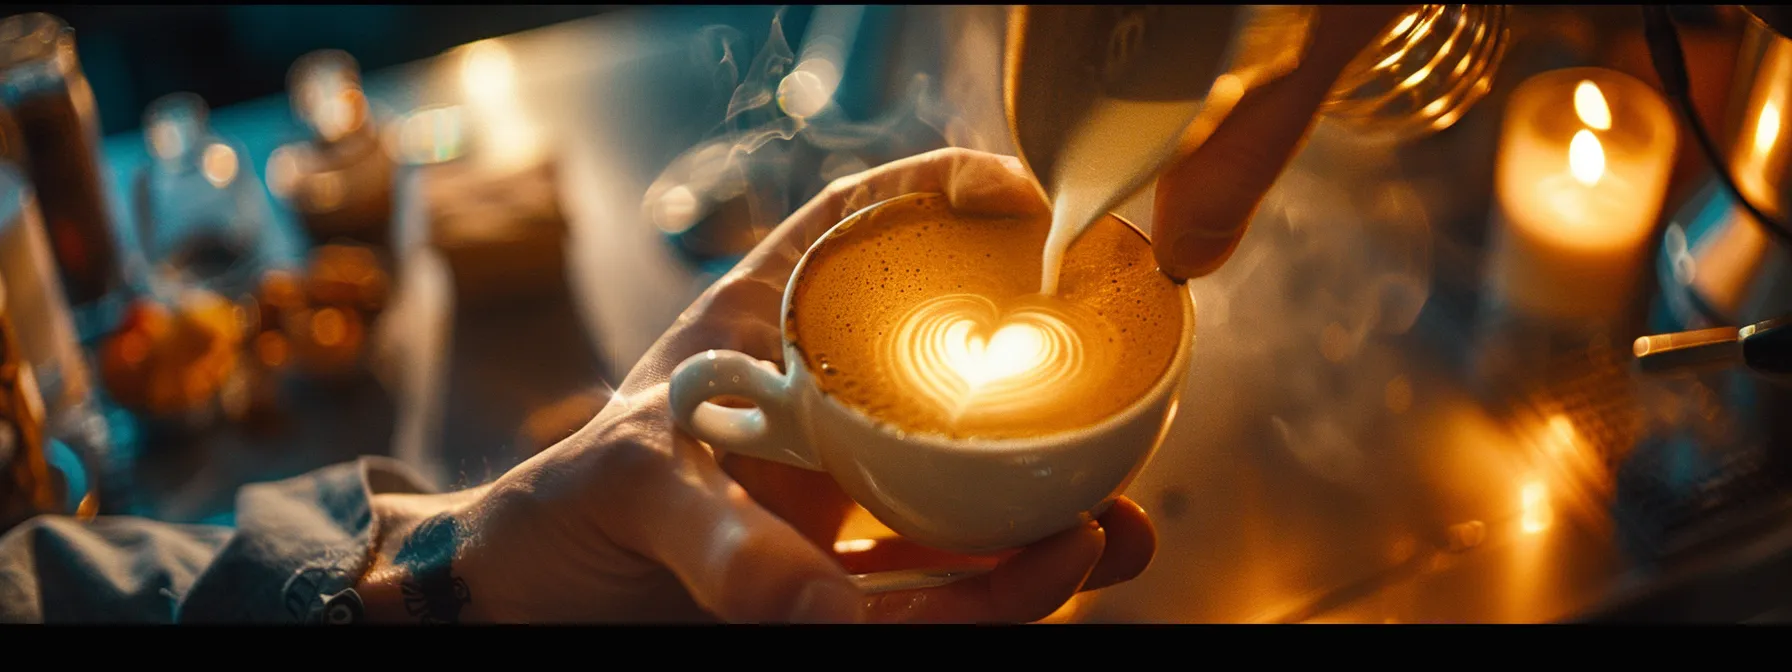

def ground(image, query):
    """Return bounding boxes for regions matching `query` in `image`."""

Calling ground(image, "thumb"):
[1152,5,1406,280]
[620,435,866,623]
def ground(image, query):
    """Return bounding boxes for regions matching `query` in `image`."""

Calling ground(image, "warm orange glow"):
[1210,73,1245,105]
[1391,11,1419,36]
[1521,480,1553,534]
[1445,520,1486,552]
[256,332,289,368]
[1755,101,1781,158]
[265,145,305,200]
[305,171,347,212]
[1320,322,1351,363]
[483,118,542,172]
[1544,414,1577,455]
[183,370,212,400]
[1373,10,1426,68]
[1492,69,1677,322]
[201,143,239,188]
[1387,536,1418,563]
[460,40,517,101]
[306,88,366,144]
[311,309,347,347]
[1569,129,1605,187]
[1040,592,1090,624]
[1384,376,1412,413]
[457,38,541,172]
[1573,80,1612,131]
[833,538,877,553]
[1400,62,1437,91]
[1375,48,1405,70]
[117,332,150,366]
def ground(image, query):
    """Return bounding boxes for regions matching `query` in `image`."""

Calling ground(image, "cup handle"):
[669,349,818,471]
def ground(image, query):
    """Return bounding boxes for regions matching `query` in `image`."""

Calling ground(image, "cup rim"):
[781,192,1195,452]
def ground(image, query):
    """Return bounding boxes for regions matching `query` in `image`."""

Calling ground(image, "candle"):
[1490,67,1678,322]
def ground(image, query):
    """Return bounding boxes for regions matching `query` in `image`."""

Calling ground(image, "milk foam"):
[790,194,1182,439]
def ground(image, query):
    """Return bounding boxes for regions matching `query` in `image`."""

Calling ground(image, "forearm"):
[352,486,492,624]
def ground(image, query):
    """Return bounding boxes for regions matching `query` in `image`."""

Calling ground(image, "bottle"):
[133,92,271,301]
[0,159,104,521]
[267,50,396,253]
[0,13,131,341]
[0,266,92,532]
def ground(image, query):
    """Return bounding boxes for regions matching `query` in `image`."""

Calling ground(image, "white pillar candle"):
[1490,67,1678,322]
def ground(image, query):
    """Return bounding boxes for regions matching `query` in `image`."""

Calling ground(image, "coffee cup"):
[668,193,1194,557]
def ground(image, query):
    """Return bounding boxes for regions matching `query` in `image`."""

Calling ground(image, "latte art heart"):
[886,294,1101,423]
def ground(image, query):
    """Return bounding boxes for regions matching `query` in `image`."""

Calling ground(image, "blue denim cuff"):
[175,456,434,623]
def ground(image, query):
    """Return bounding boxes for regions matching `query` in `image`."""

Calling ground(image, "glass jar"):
[133,92,271,300]
[0,162,103,523]
[0,12,130,340]
[267,50,396,252]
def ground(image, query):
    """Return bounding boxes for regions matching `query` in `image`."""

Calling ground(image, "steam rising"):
[1190,122,1435,491]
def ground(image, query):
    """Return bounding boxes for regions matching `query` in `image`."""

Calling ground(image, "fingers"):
[737,147,1046,283]
[837,496,1153,590]
[844,496,1156,623]
[863,521,1105,623]
[1083,497,1156,590]
[615,434,865,623]
[720,454,856,548]
[1152,5,1409,280]
[832,537,1013,576]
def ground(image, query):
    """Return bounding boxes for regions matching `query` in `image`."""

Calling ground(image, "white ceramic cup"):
[669,193,1194,564]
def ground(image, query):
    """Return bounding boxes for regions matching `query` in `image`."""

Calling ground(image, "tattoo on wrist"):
[396,513,472,624]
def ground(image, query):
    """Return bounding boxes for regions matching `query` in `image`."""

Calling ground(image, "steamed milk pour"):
[1004,5,1314,293]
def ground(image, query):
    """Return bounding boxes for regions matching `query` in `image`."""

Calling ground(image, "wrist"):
[353,486,491,624]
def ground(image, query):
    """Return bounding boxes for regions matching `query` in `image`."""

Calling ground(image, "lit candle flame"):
[457,38,540,172]
[1573,80,1612,131]
[1569,129,1605,187]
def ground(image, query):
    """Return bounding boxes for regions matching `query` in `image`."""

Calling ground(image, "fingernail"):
[789,579,865,624]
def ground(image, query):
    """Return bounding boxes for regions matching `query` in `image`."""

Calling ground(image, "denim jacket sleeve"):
[0,456,435,624]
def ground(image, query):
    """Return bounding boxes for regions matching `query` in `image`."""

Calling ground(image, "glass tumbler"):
[133,92,270,300]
